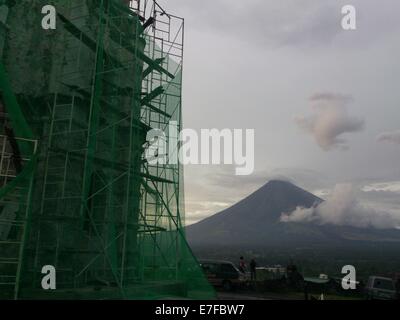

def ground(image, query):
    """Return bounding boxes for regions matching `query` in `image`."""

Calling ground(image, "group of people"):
[239,256,257,281]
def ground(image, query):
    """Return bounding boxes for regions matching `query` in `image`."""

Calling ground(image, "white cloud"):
[186,200,232,225]
[295,93,364,150]
[362,181,400,193]
[281,184,400,229]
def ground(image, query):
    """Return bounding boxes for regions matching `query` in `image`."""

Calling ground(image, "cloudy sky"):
[157,0,400,225]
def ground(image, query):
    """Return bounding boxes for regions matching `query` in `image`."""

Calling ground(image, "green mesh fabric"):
[0,0,215,300]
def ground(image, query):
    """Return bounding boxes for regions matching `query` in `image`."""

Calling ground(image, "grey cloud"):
[295,93,364,151]
[163,0,400,49]
[207,167,266,189]
[162,0,341,48]
[377,130,400,145]
[362,190,400,203]
[309,93,353,103]
[266,168,332,191]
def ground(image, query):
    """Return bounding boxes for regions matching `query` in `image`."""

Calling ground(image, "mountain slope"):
[186,180,400,248]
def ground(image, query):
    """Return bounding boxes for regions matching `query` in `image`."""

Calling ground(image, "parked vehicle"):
[365,276,397,300]
[199,260,247,291]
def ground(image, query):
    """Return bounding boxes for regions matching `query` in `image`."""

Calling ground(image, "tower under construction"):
[0,0,214,299]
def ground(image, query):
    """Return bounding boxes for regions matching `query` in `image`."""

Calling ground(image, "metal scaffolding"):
[0,0,214,300]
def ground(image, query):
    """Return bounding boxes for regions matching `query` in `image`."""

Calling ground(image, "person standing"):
[250,259,257,281]
[239,256,246,273]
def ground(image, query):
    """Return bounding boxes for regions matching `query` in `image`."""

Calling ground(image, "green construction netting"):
[0,0,215,300]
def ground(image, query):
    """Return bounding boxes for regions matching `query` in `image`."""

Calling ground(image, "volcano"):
[186,180,400,248]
